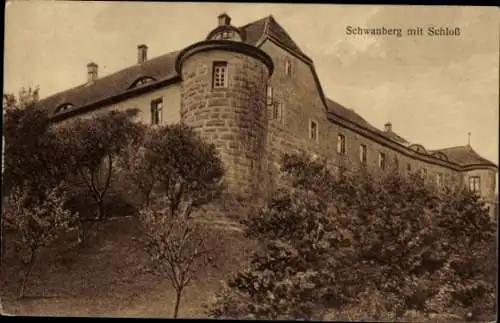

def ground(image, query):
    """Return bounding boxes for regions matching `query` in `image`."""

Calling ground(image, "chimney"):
[218,13,231,26]
[384,122,392,132]
[137,44,148,64]
[87,62,98,83]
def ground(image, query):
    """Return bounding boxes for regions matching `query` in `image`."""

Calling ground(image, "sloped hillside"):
[1,215,256,318]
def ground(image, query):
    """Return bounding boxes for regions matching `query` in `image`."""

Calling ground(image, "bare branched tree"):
[139,208,216,318]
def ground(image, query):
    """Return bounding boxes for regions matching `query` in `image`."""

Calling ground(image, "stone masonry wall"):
[180,50,270,197]
[260,39,463,190]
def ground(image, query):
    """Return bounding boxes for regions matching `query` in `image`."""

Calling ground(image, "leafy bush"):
[56,109,144,221]
[2,181,79,299]
[116,124,225,215]
[132,124,225,318]
[3,97,69,198]
[207,152,497,321]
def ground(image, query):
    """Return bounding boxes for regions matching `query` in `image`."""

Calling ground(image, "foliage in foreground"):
[133,124,225,318]
[116,124,225,212]
[207,153,497,321]
[3,182,79,299]
[3,92,145,245]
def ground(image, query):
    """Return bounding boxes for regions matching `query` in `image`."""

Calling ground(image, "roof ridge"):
[433,145,470,151]
[238,15,267,29]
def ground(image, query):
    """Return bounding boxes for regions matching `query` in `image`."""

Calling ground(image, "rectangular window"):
[212,62,228,88]
[378,152,386,170]
[359,144,367,164]
[436,173,442,187]
[337,134,345,155]
[272,102,283,121]
[285,59,292,76]
[469,176,481,193]
[407,163,412,172]
[422,168,427,178]
[310,120,318,141]
[151,98,163,125]
[266,85,273,106]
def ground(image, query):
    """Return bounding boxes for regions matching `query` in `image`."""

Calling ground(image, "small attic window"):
[130,76,156,89]
[55,103,74,114]
[433,152,448,161]
[208,27,243,42]
[409,144,427,154]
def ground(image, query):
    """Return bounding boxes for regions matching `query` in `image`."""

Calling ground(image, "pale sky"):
[4,2,499,172]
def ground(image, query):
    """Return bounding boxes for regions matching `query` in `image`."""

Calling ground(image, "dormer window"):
[212,62,228,88]
[221,31,233,39]
[55,103,74,114]
[130,76,156,89]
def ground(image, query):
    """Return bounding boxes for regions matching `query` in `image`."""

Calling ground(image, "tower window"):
[469,176,481,193]
[151,98,163,125]
[266,85,273,106]
[310,120,318,142]
[337,134,346,155]
[359,144,367,164]
[284,59,292,76]
[378,152,386,170]
[272,102,283,122]
[212,62,228,88]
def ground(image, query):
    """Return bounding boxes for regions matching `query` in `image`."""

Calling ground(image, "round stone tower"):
[175,13,274,198]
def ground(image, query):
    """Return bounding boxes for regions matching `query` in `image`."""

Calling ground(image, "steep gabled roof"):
[325,98,382,135]
[430,145,497,167]
[239,16,268,45]
[264,16,310,60]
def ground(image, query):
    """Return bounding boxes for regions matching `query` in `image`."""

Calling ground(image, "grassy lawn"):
[1,215,256,318]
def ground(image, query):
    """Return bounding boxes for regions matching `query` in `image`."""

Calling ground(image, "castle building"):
[35,14,498,218]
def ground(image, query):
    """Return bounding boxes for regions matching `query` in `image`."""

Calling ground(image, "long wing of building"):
[33,13,498,218]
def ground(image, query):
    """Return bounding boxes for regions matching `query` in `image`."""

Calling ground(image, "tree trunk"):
[97,199,105,220]
[19,251,36,300]
[173,289,182,318]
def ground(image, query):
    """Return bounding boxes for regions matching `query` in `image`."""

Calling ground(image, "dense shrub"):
[207,152,497,321]
[116,124,225,214]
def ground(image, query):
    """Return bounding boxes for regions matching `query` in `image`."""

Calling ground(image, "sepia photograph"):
[2,2,498,321]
